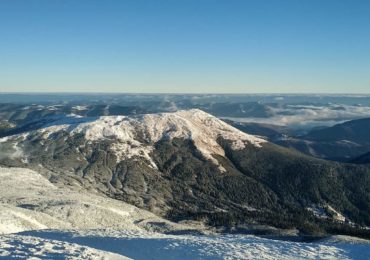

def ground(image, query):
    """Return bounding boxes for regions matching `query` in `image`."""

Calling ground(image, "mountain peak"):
[69,109,266,170]
[1,109,266,171]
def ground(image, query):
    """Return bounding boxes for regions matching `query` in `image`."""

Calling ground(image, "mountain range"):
[1,109,370,238]
[228,117,370,162]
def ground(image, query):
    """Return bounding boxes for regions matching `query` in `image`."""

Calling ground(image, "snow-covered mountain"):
[0,109,370,240]
[0,109,266,171]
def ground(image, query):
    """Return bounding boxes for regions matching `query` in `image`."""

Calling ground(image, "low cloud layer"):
[224,104,370,130]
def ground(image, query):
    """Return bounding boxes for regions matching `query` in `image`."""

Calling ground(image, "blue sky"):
[0,0,369,93]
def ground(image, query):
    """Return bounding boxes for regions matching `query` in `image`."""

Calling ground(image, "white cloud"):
[223,104,370,129]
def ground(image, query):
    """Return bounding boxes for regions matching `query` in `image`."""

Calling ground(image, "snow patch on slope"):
[306,204,348,223]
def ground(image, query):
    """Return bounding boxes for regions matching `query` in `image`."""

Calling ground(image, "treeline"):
[167,208,370,240]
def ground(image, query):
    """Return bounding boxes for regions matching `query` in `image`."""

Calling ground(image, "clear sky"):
[0,0,369,93]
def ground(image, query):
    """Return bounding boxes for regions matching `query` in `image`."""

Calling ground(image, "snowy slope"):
[0,234,127,259]
[2,229,370,260]
[0,167,369,259]
[0,167,196,234]
[0,109,266,170]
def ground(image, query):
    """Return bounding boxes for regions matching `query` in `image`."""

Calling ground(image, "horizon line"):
[1,92,370,96]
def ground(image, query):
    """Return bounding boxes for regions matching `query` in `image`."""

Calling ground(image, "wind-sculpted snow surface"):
[0,234,128,259]
[1,230,370,260]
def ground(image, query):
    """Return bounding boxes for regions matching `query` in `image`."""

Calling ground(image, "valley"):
[1,96,370,258]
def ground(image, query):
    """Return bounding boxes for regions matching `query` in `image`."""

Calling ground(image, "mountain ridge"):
[0,109,266,172]
[1,109,370,238]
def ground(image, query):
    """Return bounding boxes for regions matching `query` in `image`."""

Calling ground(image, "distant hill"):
[203,102,274,118]
[304,118,370,144]
[350,152,370,164]
[227,118,370,162]
[274,138,370,162]
[223,120,288,139]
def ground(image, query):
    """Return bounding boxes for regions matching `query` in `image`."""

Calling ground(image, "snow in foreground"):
[1,230,370,260]
[0,167,369,259]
